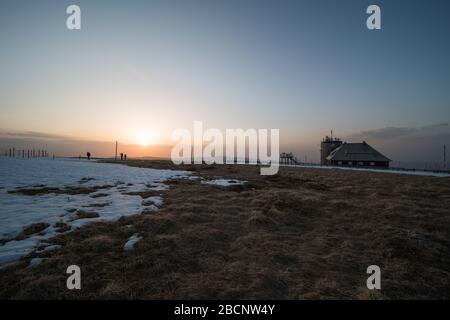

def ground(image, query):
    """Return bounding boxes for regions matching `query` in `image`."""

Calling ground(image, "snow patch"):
[282,163,450,177]
[201,179,246,186]
[123,233,142,251]
[141,206,159,214]
[28,257,45,268]
[142,196,163,207]
[0,157,190,264]
[37,244,61,253]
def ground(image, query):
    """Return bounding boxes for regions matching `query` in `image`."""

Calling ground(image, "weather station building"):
[320,135,391,168]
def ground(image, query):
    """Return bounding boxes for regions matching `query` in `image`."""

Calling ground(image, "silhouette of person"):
[120,153,124,161]
[124,154,127,161]
[86,152,91,160]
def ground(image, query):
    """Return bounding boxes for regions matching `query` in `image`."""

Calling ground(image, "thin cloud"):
[0,129,172,158]
[347,127,416,141]
[0,130,73,141]
[419,123,449,130]
[347,123,449,141]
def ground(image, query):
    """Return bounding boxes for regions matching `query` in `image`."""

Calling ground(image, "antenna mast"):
[444,144,447,169]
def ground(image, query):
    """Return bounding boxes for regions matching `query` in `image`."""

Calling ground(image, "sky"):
[0,0,449,166]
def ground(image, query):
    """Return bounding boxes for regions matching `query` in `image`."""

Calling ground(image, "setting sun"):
[132,128,159,147]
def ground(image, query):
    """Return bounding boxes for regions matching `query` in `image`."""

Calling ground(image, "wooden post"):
[115,141,118,161]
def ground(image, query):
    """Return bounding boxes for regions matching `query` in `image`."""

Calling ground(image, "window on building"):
[370,162,375,166]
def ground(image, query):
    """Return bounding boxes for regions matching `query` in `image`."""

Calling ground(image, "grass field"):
[1,160,449,299]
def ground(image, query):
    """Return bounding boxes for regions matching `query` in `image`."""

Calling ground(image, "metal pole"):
[444,144,447,169]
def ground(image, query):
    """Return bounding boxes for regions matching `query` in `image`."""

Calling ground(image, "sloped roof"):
[326,142,391,162]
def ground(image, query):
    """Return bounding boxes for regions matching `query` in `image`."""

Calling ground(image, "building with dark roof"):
[320,136,391,168]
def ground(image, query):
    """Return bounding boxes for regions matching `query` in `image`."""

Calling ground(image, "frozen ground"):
[0,157,190,264]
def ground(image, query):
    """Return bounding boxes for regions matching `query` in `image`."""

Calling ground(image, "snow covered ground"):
[281,164,450,177]
[0,157,190,264]
[201,179,247,186]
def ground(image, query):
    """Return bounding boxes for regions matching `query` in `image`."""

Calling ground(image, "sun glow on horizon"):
[132,128,159,147]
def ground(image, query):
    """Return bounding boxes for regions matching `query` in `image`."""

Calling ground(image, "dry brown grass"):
[15,223,51,240]
[0,160,449,299]
[81,202,110,208]
[54,222,71,233]
[9,185,114,196]
[73,210,100,220]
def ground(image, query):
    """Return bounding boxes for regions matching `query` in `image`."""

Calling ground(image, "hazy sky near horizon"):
[0,0,449,162]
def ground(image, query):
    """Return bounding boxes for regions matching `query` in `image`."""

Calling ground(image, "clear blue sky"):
[0,0,449,164]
